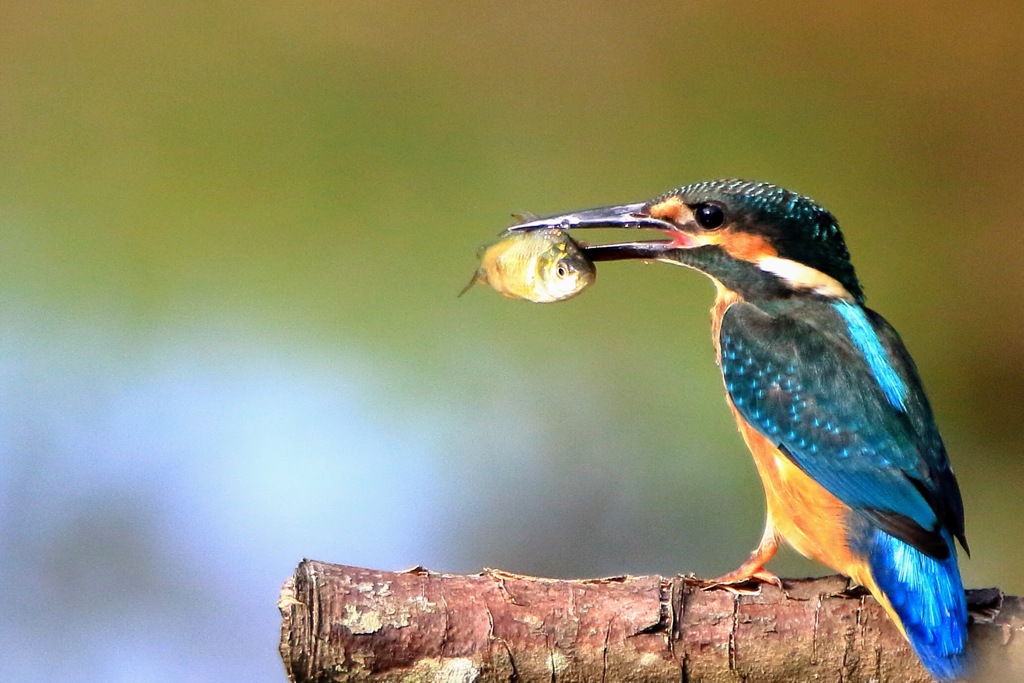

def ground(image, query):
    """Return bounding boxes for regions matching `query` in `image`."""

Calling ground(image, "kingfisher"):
[507,180,969,681]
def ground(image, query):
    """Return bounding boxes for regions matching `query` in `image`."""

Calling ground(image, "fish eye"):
[694,203,726,230]
[556,264,568,277]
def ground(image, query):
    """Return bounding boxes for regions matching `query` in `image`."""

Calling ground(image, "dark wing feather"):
[720,299,966,558]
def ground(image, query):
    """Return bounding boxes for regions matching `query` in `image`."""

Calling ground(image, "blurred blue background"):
[2,2,1023,681]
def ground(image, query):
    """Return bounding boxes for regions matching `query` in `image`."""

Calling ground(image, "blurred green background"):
[2,2,1023,680]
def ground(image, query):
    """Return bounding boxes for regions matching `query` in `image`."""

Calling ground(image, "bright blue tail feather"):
[867,529,968,681]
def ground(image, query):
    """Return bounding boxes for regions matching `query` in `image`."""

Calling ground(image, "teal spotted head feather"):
[646,180,865,303]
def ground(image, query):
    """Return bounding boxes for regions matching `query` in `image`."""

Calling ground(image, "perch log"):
[279,560,1023,682]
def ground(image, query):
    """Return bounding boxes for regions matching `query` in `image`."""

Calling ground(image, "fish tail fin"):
[458,273,482,297]
[864,528,969,681]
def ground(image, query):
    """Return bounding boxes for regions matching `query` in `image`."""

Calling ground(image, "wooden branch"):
[278,560,1023,682]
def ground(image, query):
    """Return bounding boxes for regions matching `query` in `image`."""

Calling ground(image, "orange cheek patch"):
[648,196,689,223]
[649,197,700,246]
[647,201,779,265]
[719,231,778,262]
[683,230,778,261]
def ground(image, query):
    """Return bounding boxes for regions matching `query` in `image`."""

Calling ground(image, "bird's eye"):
[694,203,726,230]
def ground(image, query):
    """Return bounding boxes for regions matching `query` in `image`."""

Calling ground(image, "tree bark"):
[278,560,1022,682]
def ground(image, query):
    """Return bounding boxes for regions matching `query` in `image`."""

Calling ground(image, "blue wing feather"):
[857,526,969,680]
[719,298,965,555]
[833,300,909,411]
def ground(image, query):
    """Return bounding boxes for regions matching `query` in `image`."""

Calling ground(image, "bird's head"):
[508,180,864,303]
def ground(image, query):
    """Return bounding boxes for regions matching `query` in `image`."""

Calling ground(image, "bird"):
[507,180,970,681]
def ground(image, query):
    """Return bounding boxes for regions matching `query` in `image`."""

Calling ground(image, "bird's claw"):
[697,567,783,594]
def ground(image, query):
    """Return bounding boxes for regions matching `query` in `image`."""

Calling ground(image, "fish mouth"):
[505,202,682,261]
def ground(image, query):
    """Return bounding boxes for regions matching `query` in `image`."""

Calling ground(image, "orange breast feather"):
[730,407,869,581]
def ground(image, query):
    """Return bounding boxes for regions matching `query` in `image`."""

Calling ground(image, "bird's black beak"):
[505,203,680,262]
[506,202,673,232]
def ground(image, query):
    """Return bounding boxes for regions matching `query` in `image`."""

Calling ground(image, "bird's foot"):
[696,522,782,593]
[697,564,783,594]
[712,566,783,587]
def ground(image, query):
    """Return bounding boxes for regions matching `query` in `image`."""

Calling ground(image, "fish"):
[461,226,596,303]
